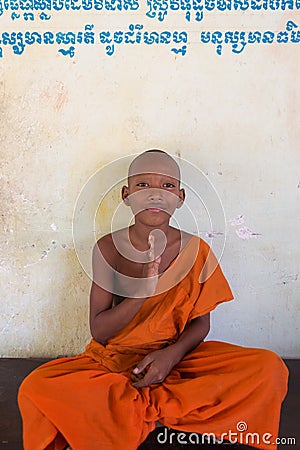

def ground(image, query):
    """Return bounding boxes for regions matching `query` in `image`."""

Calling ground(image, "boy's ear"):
[177,188,185,208]
[122,186,130,205]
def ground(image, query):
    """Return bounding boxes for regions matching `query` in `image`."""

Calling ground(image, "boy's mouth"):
[147,208,163,213]
[145,205,166,213]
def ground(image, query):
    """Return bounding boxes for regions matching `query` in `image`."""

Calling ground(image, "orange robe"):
[18,237,288,450]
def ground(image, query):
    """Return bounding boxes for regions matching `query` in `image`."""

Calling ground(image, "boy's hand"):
[137,234,161,297]
[130,367,148,383]
[144,234,161,277]
[131,346,179,388]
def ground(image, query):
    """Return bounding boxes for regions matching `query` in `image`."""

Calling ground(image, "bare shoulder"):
[179,230,197,249]
[93,233,118,267]
[93,228,132,265]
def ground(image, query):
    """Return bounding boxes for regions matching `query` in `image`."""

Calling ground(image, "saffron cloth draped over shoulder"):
[18,236,288,450]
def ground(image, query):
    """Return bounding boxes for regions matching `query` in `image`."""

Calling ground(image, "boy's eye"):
[135,182,176,188]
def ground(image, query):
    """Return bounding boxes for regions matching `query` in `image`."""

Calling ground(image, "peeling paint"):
[205,231,224,238]
[41,250,49,259]
[20,193,34,203]
[229,215,244,226]
[23,261,40,268]
[1,314,16,334]
[236,227,262,240]
[281,274,298,285]
[22,240,67,268]
[18,243,36,249]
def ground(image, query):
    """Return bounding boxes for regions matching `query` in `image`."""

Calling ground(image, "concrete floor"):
[0,358,299,450]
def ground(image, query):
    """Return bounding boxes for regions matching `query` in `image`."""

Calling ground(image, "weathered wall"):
[0,10,299,357]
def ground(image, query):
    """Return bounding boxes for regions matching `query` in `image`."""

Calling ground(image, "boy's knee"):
[256,348,284,367]
[18,366,44,400]
[255,348,289,385]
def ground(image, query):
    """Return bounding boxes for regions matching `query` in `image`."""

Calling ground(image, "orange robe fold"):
[18,237,288,450]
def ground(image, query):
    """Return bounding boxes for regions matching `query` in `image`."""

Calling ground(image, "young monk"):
[18,150,288,450]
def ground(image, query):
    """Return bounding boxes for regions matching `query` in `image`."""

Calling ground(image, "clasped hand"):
[131,346,179,388]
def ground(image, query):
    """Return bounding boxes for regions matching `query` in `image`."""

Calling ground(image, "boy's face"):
[122,154,185,226]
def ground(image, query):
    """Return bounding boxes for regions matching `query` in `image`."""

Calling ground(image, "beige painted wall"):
[0,9,299,357]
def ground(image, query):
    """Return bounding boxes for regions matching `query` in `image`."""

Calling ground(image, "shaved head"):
[128,150,181,182]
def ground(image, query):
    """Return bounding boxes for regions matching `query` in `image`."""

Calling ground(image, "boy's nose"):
[147,188,164,201]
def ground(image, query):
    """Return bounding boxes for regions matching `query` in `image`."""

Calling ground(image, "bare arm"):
[169,312,210,363]
[90,282,146,343]
[90,235,160,343]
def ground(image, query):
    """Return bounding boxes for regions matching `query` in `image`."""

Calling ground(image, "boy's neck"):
[129,223,173,249]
